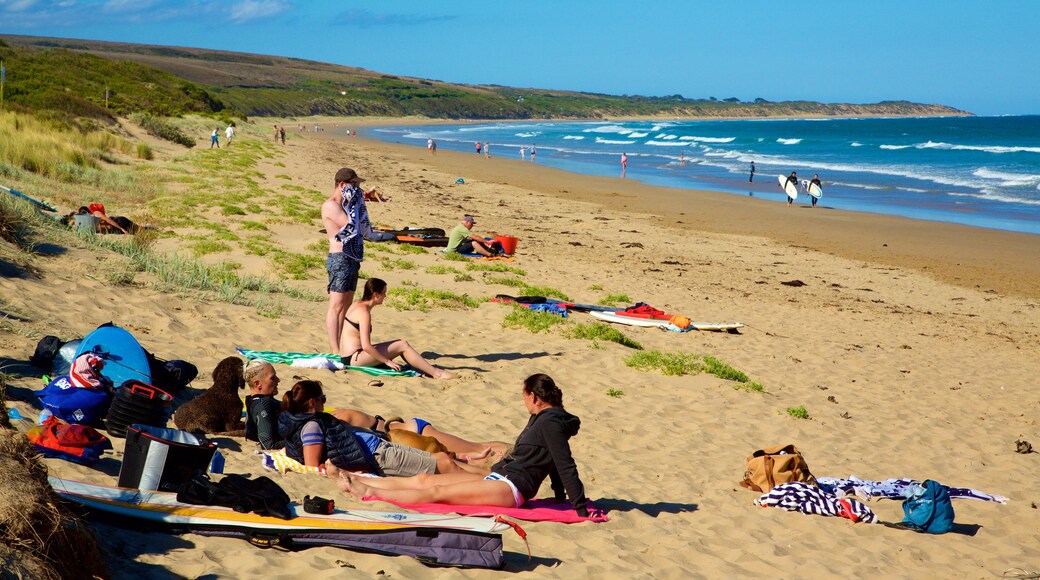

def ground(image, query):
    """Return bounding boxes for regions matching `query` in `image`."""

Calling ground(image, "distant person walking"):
[680,151,685,166]
[784,171,798,206]
[519,146,526,160]
[621,152,628,177]
[749,161,756,182]
[475,142,482,155]
[210,128,220,149]
[427,139,434,155]
[530,144,536,162]
[280,126,286,145]
[225,125,235,146]
[484,142,490,158]
[809,174,822,208]
[274,125,280,143]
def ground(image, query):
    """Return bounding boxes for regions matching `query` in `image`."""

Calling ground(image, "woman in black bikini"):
[341,278,456,379]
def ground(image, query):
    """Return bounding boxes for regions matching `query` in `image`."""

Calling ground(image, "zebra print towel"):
[755,482,878,524]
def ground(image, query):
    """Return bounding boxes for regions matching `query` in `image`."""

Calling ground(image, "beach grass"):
[785,406,811,420]
[425,265,461,275]
[387,287,480,312]
[566,322,643,350]
[624,350,763,391]
[597,293,632,306]
[466,262,526,276]
[501,305,567,333]
[484,275,526,288]
[440,251,470,262]
[607,388,624,398]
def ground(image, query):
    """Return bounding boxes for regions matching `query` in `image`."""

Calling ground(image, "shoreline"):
[321,127,1040,300]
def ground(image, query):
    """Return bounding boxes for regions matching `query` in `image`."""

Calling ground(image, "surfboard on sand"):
[778,175,798,201]
[74,325,152,387]
[50,477,509,568]
[808,182,823,199]
[0,184,57,212]
[590,311,744,332]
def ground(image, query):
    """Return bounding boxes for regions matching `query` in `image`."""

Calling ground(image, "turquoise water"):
[361,116,1040,235]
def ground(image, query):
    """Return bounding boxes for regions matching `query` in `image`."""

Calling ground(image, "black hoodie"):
[492,406,588,515]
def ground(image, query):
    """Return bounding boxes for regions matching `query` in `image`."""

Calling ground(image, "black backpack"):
[177,472,293,520]
[30,335,65,369]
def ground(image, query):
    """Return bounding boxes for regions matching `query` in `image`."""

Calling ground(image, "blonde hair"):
[243,359,272,386]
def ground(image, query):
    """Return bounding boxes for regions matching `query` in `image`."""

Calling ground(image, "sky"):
[0,0,1038,116]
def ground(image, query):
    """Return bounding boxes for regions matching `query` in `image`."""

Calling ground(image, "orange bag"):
[739,444,817,493]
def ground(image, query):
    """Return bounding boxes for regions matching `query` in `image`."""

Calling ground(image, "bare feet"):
[459,447,492,462]
[432,368,457,380]
[338,471,373,499]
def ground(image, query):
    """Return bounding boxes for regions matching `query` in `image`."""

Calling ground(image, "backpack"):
[146,352,198,393]
[30,335,65,369]
[901,480,955,534]
[740,444,817,493]
[177,472,292,520]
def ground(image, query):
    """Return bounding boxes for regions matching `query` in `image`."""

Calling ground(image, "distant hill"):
[0,35,970,120]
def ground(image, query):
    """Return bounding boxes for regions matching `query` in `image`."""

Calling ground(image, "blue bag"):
[35,375,113,426]
[901,479,955,534]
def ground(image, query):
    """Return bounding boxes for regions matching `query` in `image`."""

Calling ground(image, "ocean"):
[361,116,1040,235]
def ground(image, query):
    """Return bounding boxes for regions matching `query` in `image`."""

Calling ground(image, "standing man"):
[475,142,482,155]
[273,125,280,143]
[225,124,235,147]
[280,126,286,145]
[446,214,500,257]
[749,161,756,182]
[322,167,373,356]
[784,171,798,206]
[530,144,536,162]
[210,128,220,148]
[428,139,434,155]
[809,173,822,208]
[621,152,628,177]
[484,142,490,158]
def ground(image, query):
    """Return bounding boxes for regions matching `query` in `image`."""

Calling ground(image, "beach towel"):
[816,475,1008,504]
[755,482,878,524]
[236,348,420,377]
[261,449,326,476]
[363,496,609,523]
[522,303,569,317]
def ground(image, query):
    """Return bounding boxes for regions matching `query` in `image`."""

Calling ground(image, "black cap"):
[335,167,365,185]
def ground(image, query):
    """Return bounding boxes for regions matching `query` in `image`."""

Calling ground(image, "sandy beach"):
[2,117,1039,578]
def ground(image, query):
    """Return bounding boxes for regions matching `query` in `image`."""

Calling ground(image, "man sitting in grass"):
[446,214,500,256]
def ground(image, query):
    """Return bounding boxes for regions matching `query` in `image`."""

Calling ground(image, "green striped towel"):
[236,348,420,377]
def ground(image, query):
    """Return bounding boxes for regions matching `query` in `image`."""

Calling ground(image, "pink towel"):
[363,496,609,523]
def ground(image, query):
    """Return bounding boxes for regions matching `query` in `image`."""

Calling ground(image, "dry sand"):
[2,117,1039,578]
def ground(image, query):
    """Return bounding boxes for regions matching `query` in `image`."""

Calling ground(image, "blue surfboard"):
[74,325,152,387]
[1,184,57,212]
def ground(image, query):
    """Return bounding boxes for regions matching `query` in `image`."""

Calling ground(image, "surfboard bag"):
[739,444,818,493]
[118,425,217,492]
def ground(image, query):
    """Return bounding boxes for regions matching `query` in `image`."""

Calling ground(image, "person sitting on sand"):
[363,187,390,203]
[277,379,485,476]
[341,278,456,379]
[446,214,501,257]
[329,373,593,517]
[244,360,284,449]
[246,361,507,458]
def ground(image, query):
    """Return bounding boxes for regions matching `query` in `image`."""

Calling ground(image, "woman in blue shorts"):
[331,374,592,516]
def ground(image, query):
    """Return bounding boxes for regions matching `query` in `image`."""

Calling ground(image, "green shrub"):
[701,356,749,382]
[441,251,469,262]
[136,142,154,160]
[624,350,701,376]
[387,288,480,312]
[485,275,526,288]
[607,388,624,398]
[502,305,567,333]
[466,262,526,276]
[567,322,642,349]
[426,265,461,275]
[129,112,195,147]
[597,293,631,306]
[785,406,810,420]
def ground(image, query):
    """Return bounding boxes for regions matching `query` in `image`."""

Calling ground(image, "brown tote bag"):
[739,444,817,493]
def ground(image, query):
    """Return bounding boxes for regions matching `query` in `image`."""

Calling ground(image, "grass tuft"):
[501,305,568,333]
[597,293,632,306]
[785,406,810,420]
[387,287,480,312]
[567,322,642,349]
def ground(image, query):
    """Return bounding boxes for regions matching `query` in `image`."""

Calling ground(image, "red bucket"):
[494,235,519,255]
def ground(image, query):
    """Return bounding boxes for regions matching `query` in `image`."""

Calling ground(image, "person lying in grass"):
[340,278,456,379]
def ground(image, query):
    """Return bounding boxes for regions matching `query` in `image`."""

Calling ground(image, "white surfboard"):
[590,311,744,331]
[778,175,798,201]
[808,182,823,198]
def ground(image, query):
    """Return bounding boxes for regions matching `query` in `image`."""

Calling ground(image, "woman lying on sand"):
[330,374,592,516]
[340,278,455,379]
[245,361,508,459]
[278,379,485,476]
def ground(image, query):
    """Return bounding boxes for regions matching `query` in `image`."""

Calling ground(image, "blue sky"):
[1,0,1037,115]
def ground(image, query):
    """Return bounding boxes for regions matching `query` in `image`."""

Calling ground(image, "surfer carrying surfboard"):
[809,174,822,208]
[784,171,798,206]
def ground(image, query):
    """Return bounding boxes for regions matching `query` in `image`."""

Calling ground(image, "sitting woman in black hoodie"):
[331,373,591,516]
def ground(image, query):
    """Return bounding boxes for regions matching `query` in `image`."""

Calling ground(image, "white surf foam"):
[645,140,688,147]
[678,136,736,143]
[917,141,1040,154]
[850,142,863,147]
[777,138,802,145]
[583,125,633,134]
[880,144,912,150]
[563,135,585,140]
[627,132,649,138]
[973,168,1040,187]
[515,132,540,138]
[595,137,637,145]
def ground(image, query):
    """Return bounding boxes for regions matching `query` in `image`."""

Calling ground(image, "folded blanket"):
[237,348,420,377]
[363,496,609,523]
